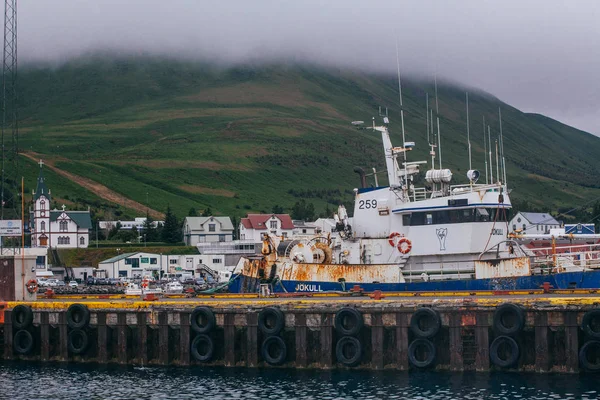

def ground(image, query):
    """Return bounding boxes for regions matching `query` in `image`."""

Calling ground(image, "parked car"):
[206,275,216,284]
[68,280,78,288]
[194,277,206,285]
[56,280,66,287]
[44,278,60,287]
[86,277,96,285]
[183,277,195,285]
[108,278,123,286]
[96,278,108,285]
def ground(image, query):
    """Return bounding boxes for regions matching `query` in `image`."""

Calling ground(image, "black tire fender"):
[190,307,216,334]
[582,310,600,339]
[68,329,89,355]
[408,338,436,368]
[579,340,600,371]
[258,307,285,336]
[489,335,520,368]
[261,335,287,366]
[191,334,214,362]
[335,336,362,367]
[13,329,34,355]
[493,303,525,336]
[410,308,441,338]
[66,304,90,329]
[12,305,34,330]
[334,307,363,337]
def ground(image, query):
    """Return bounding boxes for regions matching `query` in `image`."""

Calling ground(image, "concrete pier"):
[1,293,600,372]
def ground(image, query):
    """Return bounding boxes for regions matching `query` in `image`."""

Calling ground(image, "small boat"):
[165,281,184,294]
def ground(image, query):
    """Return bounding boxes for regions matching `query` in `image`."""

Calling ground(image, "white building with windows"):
[99,217,163,232]
[509,212,561,234]
[182,216,234,246]
[239,214,294,242]
[30,161,92,248]
[97,251,231,279]
[292,220,317,239]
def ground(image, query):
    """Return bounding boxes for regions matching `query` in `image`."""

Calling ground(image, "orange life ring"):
[141,279,149,289]
[26,279,38,294]
[397,238,412,254]
[388,232,402,247]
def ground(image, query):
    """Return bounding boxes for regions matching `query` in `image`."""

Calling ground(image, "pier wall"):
[1,296,599,372]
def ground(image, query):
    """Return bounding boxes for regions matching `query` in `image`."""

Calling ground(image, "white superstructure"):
[325,119,512,281]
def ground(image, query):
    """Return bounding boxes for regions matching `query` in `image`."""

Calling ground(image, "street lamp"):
[144,234,146,247]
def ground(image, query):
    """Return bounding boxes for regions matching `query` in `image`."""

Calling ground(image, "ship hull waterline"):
[228,270,600,293]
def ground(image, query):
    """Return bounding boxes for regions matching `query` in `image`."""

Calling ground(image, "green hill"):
[14,56,600,220]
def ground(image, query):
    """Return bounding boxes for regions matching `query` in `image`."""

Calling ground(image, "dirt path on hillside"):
[22,152,164,219]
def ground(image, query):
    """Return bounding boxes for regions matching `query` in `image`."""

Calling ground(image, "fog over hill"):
[19,1,600,136]
[14,58,600,220]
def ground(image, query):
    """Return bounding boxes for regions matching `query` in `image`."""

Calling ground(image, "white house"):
[292,220,317,239]
[509,212,561,234]
[182,216,234,246]
[313,218,337,234]
[239,214,295,242]
[30,161,92,249]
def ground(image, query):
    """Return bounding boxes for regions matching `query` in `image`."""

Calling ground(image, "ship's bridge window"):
[476,208,490,222]
[403,207,509,226]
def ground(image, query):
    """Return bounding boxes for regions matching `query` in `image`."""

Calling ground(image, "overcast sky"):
[19,0,600,135]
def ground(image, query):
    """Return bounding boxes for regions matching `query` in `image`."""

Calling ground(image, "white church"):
[30,160,92,248]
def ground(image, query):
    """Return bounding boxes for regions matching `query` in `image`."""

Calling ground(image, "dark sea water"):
[0,363,597,400]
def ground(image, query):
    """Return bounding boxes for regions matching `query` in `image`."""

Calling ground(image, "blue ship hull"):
[228,270,600,293]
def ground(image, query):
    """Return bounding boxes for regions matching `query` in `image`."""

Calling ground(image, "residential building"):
[292,220,317,239]
[509,212,561,234]
[99,217,163,231]
[239,214,294,242]
[313,218,337,234]
[182,216,234,246]
[30,161,92,249]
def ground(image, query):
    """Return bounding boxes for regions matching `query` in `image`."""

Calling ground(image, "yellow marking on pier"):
[4,292,600,312]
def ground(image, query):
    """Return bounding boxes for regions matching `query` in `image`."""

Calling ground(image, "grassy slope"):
[16,56,600,220]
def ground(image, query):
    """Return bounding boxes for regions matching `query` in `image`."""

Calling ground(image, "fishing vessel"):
[229,108,600,294]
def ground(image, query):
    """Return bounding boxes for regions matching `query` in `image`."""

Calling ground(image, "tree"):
[143,212,158,242]
[162,205,181,243]
[291,199,316,221]
[108,221,121,240]
[231,216,239,240]
[593,201,600,233]
[324,204,332,218]
[271,204,284,214]
[202,207,212,217]
[188,207,198,216]
[131,225,139,243]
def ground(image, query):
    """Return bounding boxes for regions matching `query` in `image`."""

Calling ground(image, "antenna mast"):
[488,125,493,183]
[434,75,442,169]
[395,39,408,189]
[426,92,429,145]
[495,139,499,183]
[498,107,507,186]
[466,92,472,172]
[483,116,488,184]
[0,0,18,220]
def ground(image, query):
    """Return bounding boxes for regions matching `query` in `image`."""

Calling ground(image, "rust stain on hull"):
[475,257,531,279]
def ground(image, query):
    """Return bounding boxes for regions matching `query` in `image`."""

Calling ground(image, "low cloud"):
[19,0,600,134]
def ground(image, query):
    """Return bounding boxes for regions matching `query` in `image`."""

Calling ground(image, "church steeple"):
[33,159,51,201]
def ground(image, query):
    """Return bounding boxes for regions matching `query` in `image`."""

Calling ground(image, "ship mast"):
[395,40,408,191]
